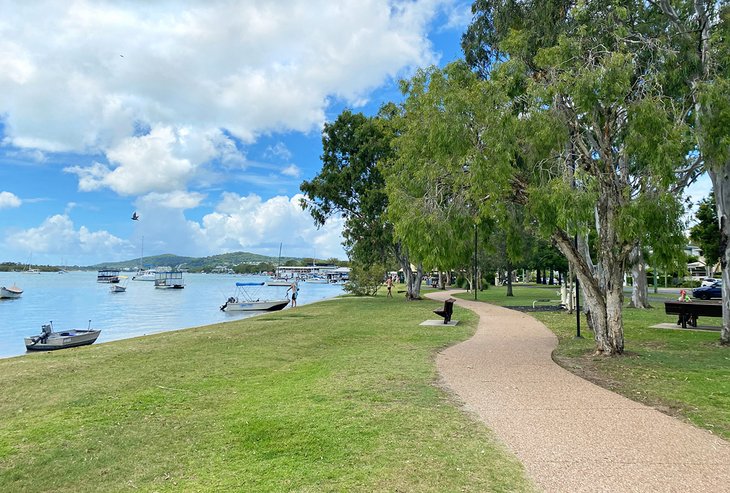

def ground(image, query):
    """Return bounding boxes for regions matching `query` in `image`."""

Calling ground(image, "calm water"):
[0,271,344,359]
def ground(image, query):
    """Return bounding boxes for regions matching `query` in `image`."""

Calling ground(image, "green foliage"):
[344,262,386,296]
[300,110,395,267]
[690,193,722,269]
[384,62,513,271]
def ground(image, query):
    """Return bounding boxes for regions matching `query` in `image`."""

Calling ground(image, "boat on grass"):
[0,284,23,299]
[220,282,289,312]
[25,320,101,351]
[154,271,185,289]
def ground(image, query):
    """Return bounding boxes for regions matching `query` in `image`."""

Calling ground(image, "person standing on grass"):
[286,282,299,308]
[386,276,393,297]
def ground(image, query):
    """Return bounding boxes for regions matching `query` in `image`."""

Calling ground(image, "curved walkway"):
[428,290,730,492]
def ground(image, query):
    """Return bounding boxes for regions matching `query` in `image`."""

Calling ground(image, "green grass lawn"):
[454,285,730,440]
[0,296,533,493]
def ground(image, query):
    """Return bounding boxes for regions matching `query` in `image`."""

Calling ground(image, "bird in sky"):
[131,212,139,220]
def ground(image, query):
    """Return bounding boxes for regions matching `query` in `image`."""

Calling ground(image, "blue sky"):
[0,0,711,267]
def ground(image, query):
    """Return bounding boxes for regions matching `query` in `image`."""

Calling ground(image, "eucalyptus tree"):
[649,1,730,343]
[459,1,690,354]
[299,109,423,300]
[382,63,510,295]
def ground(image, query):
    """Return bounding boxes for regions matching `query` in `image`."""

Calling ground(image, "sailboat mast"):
[276,242,282,278]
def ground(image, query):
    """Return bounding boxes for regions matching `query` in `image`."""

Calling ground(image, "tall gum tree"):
[383,64,513,295]
[462,1,689,354]
[650,1,730,343]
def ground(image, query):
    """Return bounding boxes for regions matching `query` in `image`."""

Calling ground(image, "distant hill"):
[88,251,317,271]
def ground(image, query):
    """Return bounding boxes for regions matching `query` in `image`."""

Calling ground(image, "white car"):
[700,277,720,287]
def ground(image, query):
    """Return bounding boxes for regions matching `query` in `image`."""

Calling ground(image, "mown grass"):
[0,296,533,493]
[454,285,730,440]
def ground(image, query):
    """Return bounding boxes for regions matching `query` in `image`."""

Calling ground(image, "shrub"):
[344,263,384,296]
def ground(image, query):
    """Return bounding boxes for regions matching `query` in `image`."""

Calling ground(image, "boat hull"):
[25,329,101,351]
[266,280,292,287]
[0,286,23,299]
[222,299,289,312]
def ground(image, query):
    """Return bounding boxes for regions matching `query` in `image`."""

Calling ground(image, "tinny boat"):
[25,321,101,351]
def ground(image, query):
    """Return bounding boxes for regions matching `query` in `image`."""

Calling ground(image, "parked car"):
[692,280,723,300]
[700,277,720,287]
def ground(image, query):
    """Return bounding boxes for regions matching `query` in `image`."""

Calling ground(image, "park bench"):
[663,301,722,328]
[434,298,456,324]
[532,298,562,308]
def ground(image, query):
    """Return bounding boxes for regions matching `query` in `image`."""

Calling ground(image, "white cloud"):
[0,191,22,209]
[198,192,345,258]
[440,1,472,31]
[265,142,293,161]
[5,214,128,260]
[136,190,206,210]
[63,125,241,195]
[0,0,444,171]
[281,164,301,178]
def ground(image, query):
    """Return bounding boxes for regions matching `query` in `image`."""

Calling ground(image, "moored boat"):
[305,276,329,284]
[110,276,129,292]
[0,284,23,299]
[154,270,185,289]
[132,268,156,281]
[220,282,289,312]
[25,321,101,351]
[97,268,120,283]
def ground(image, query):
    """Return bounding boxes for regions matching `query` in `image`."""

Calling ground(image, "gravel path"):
[428,290,730,492]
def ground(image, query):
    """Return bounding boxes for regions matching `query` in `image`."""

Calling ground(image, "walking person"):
[286,282,299,308]
[386,276,393,298]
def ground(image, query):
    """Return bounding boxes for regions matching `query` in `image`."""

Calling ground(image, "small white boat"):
[110,276,129,293]
[25,321,101,351]
[266,278,293,287]
[305,276,329,284]
[154,271,185,289]
[132,268,156,281]
[0,284,23,299]
[220,282,289,312]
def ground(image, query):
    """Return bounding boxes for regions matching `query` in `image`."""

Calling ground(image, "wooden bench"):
[532,298,561,308]
[664,301,722,328]
[434,298,456,324]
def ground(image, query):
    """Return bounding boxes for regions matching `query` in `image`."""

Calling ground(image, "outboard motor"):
[40,324,52,343]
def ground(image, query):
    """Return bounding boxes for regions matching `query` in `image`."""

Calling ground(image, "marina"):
[0,271,344,359]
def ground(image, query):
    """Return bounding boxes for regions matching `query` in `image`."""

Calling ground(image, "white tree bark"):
[628,246,651,309]
[710,168,730,343]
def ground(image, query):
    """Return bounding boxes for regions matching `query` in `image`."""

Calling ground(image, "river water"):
[0,271,344,359]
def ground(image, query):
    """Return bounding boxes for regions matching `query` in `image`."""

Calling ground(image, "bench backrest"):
[444,298,456,315]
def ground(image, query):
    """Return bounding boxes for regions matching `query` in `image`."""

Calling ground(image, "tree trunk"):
[553,229,626,355]
[710,168,730,344]
[394,243,422,301]
[506,261,514,296]
[628,246,651,309]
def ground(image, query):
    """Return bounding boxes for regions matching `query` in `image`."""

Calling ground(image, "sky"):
[0,0,712,267]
